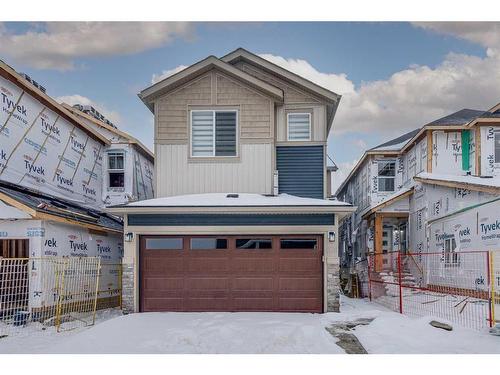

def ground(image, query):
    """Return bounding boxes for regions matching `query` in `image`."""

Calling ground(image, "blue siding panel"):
[128,213,334,226]
[276,145,324,199]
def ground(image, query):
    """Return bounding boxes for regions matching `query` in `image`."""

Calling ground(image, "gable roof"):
[139,55,284,112]
[465,102,500,126]
[0,60,110,145]
[370,128,420,151]
[221,48,342,134]
[425,108,485,127]
[62,103,154,162]
[335,108,487,196]
[221,48,341,104]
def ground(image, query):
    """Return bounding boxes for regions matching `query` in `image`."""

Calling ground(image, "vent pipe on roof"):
[273,170,279,196]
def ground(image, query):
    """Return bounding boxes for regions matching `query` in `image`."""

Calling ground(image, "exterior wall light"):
[125,232,134,242]
[328,231,336,242]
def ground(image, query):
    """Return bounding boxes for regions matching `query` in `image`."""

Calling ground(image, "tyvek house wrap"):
[408,181,498,291]
[102,144,154,206]
[71,112,155,206]
[0,76,103,208]
[0,219,122,309]
[481,126,500,177]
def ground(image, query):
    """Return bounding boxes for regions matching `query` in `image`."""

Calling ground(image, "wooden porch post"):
[374,214,383,272]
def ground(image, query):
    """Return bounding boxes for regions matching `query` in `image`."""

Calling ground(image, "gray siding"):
[128,213,334,226]
[276,146,324,199]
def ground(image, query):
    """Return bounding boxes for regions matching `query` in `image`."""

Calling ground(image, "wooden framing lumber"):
[426,130,433,173]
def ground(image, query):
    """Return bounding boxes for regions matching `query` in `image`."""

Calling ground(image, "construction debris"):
[430,320,453,331]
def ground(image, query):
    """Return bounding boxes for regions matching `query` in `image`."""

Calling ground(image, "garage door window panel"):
[190,238,228,250]
[280,239,318,250]
[145,238,183,250]
[236,239,273,249]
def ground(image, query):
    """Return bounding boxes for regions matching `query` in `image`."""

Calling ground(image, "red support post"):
[368,254,372,301]
[397,251,403,314]
[487,251,492,328]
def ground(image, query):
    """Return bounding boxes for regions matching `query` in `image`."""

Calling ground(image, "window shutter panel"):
[215,112,237,156]
[288,113,311,141]
[192,111,214,156]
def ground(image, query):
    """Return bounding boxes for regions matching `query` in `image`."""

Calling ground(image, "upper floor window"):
[190,110,237,157]
[108,151,124,188]
[495,131,500,163]
[287,113,311,141]
[378,160,395,192]
[444,237,460,267]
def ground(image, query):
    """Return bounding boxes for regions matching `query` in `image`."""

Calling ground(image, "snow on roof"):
[124,193,353,208]
[415,172,500,188]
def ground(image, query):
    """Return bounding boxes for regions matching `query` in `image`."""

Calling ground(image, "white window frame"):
[444,237,460,267]
[494,130,500,164]
[107,151,125,188]
[287,112,311,142]
[190,109,239,158]
[377,160,396,192]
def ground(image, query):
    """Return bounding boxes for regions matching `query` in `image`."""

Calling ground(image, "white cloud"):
[57,94,122,125]
[258,49,500,137]
[151,65,188,84]
[258,54,355,95]
[0,22,194,70]
[413,22,500,50]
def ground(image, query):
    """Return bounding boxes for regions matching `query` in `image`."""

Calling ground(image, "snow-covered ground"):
[0,298,498,354]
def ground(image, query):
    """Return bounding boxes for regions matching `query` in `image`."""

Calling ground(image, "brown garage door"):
[140,235,323,313]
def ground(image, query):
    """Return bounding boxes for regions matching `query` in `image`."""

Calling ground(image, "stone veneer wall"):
[122,262,135,314]
[326,261,341,312]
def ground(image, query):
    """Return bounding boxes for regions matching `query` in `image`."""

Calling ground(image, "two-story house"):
[336,104,500,289]
[110,48,355,314]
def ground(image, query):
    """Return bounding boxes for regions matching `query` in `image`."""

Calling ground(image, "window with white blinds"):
[287,113,311,141]
[191,110,237,157]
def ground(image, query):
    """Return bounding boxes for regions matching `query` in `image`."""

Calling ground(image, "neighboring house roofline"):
[62,103,154,162]
[334,150,400,196]
[0,60,110,146]
[0,181,122,233]
[487,102,500,113]
[138,55,284,112]
[361,187,413,219]
[335,105,496,196]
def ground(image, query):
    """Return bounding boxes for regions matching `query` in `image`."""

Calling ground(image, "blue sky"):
[0,22,498,189]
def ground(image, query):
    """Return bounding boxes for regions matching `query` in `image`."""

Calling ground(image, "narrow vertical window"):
[108,151,124,188]
[377,160,396,192]
[287,113,311,141]
[495,131,500,163]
